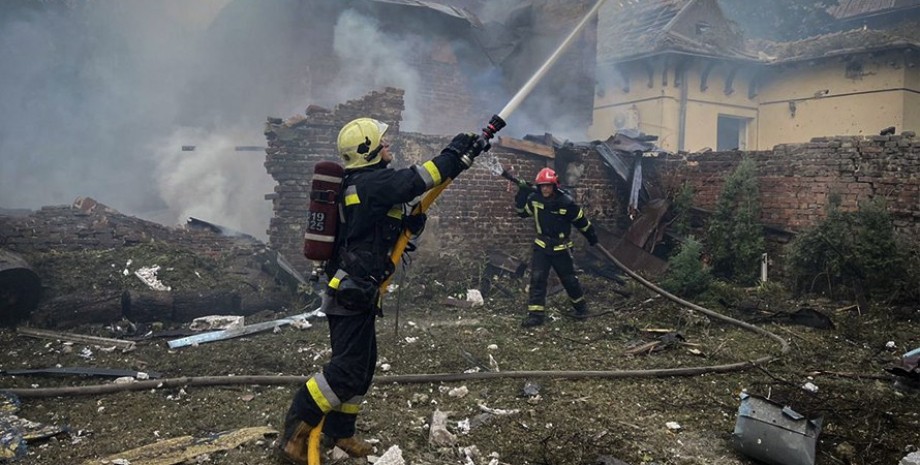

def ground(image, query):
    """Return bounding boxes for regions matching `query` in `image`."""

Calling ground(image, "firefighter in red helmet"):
[279,118,491,462]
[515,167,598,327]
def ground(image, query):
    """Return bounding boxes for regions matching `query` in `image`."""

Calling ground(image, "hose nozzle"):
[482,114,506,140]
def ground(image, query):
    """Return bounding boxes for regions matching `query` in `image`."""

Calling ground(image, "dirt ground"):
[1,260,918,465]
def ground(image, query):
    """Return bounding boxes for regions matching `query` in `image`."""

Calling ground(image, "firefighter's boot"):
[278,412,314,464]
[571,302,588,320]
[335,436,374,458]
[521,311,545,327]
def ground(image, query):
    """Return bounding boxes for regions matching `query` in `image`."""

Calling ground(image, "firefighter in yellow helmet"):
[515,167,598,328]
[279,117,491,462]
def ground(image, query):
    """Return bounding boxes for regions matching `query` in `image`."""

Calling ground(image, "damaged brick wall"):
[266,89,920,276]
[264,88,621,274]
[654,132,920,236]
[264,89,406,274]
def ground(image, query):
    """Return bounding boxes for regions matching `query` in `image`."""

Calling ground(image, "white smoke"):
[0,1,278,239]
[0,0,595,240]
[331,9,425,131]
[150,127,273,237]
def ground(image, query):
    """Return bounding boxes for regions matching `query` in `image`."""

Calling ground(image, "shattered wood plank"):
[16,327,135,351]
[642,328,677,334]
[624,341,661,356]
[80,426,276,465]
[496,136,555,158]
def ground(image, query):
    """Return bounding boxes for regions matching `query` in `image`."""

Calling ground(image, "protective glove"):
[442,132,476,158]
[469,133,491,158]
[404,213,427,236]
[585,228,599,246]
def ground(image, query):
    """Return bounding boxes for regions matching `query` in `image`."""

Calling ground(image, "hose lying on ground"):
[3,244,789,399]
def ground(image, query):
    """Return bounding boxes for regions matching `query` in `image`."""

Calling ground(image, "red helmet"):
[534,167,559,186]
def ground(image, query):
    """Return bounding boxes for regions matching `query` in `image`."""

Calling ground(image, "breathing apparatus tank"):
[303,160,345,261]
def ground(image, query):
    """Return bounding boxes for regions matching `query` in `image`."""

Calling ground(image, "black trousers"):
[527,246,587,312]
[287,310,377,439]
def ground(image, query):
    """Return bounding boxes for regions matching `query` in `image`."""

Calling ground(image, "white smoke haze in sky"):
[0,1,437,239]
[331,9,425,132]
[0,0,277,239]
[0,0,594,240]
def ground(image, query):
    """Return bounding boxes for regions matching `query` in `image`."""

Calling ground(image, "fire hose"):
[0,2,791,463]
[2,0,786,404]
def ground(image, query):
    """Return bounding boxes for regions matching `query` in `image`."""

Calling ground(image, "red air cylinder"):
[303,161,345,261]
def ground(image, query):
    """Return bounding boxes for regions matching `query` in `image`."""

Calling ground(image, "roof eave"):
[599,50,760,67]
[764,42,920,65]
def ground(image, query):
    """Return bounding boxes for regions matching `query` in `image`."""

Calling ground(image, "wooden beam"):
[496,136,555,159]
[17,327,136,351]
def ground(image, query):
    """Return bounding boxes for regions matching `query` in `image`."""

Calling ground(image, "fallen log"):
[121,290,173,323]
[30,291,122,328]
[172,290,242,321]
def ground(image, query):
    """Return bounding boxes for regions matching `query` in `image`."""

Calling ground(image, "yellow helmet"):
[337,117,389,169]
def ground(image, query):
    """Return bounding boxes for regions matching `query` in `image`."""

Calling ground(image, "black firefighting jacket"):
[324,150,467,315]
[515,188,595,253]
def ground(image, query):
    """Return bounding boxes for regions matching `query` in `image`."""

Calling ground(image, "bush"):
[787,197,914,302]
[669,182,694,237]
[661,236,711,298]
[706,157,765,284]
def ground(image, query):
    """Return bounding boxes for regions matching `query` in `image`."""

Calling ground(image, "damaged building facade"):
[264,86,920,277]
[591,0,920,151]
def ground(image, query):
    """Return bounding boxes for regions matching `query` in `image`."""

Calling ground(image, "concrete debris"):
[448,386,469,398]
[189,316,245,332]
[134,265,171,292]
[488,354,500,372]
[901,451,920,465]
[520,381,541,397]
[478,404,520,416]
[331,446,350,460]
[456,418,470,435]
[459,445,481,465]
[428,410,456,447]
[802,382,819,393]
[371,445,405,465]
[288,318,312,330]
[466,289,484,306]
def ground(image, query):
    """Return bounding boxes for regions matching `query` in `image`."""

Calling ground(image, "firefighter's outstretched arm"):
[383,117,505,293]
